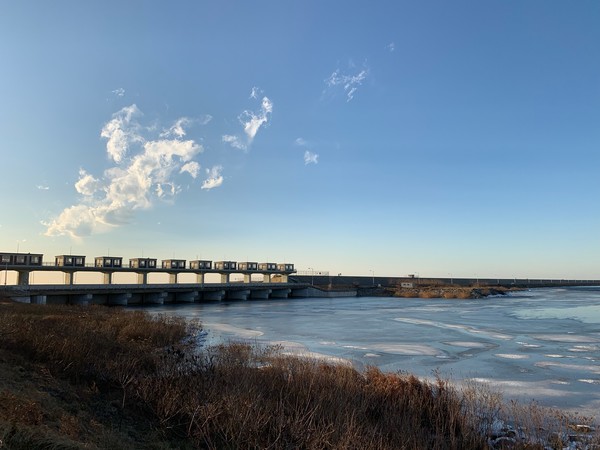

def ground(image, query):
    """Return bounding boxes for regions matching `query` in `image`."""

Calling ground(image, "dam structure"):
[0,251,353,305]
[2,251,599,305]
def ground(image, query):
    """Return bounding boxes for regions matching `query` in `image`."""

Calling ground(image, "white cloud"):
[325,67,369,102]
[112,88,125,97]
[199,114,213,125]
[296,137,319,165]
[74,169,101,196]
[304,150,319,165]
[201,165,223,190]
[160,117,192,138]
[222,134,247,150]
[249,86,262,99]
[36,185,50,190]
[43,106,204,238]
[100,104,143,163]
[294,137,308,146]
[180,161,201,178]
[241,96,273,141]
[387,42,395,52]
[222,93,273,150]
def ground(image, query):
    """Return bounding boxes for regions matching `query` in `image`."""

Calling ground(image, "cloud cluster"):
[325,67,368,102]
[43,105,219,238]
[223,89,273,150]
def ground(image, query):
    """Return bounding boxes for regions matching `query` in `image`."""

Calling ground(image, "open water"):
[146,287,600,418]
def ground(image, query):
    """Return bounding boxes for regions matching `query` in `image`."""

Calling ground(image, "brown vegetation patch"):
[1,303,598,449]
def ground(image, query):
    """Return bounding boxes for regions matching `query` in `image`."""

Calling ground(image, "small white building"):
[55,255,86,267]
[277,263,295,272]
[215,261,237,271]
[129,258,158,269]
[94,256,123,268]
[161,259,186,269]
[190,260,212,270]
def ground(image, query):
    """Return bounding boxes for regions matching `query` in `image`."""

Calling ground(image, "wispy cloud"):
[325,65,369,102]
[43,105,204,238]
[304,151,319,165]
[112,88,125,97]
[386,42,395,52]
[222,134,247,150]
[295,137,319,165]
[36,185,50,190]
[249,86,262,99]
[160,117,192,138]
[223,88,273,150]
[201,165,223,190]
[199,114,213,125]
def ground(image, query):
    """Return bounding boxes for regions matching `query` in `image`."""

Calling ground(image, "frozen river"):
[147,287,600,418]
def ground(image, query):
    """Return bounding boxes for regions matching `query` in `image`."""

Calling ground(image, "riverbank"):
[1,302,598,449]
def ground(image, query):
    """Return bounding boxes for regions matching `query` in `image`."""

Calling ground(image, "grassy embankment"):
[0,301,598,449]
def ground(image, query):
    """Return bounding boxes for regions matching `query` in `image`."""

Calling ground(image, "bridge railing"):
[295,270,329,276]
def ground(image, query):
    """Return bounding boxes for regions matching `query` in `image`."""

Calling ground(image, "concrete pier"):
[71,293,93,305]
[144,292,167,305]
[270,288,291,298]
[250,289,271,300]
[176,291,199,303]
[226,290,250,300]
[108,293,131,306]
[136,272,148,284]
[31,295,47,305]
[203,290,225,301]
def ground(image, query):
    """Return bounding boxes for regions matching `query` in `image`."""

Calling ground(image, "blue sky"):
[1,1,599,279]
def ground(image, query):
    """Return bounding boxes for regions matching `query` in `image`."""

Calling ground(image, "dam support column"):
[168,273,178,284]
[291,288,310,298]
[17,271,30,286]
[103,272,113,284]
[108,293,131,306]
[71,293,93,306]
[263,273,271,283]
[203,290,225,301]
[220,273,230,284]
[64,272,74,285]
[31,295,47,305]
[144,292,167,305]
[136,272,148,284]
[226,289,250,300]
[196,273,204,284]
[244,274,252,283]
[176,291,198,303]
[270,288,291,298]
[250,289,271,300]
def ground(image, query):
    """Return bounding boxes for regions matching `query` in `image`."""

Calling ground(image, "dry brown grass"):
[1,303,598,449]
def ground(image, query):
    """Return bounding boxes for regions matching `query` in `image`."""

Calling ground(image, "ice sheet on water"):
[494,354,529,359]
